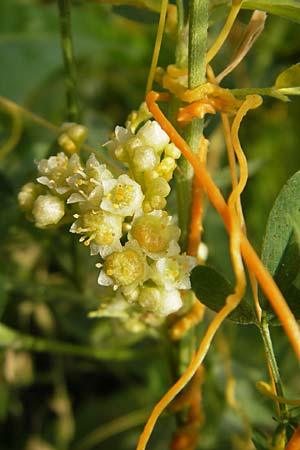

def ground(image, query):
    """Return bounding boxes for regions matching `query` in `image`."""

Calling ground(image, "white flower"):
[32,195,65,228]
[98,241,150,289]
[37,152,82,195]
[104,126,133,162]
[138,286,182,316]
[70,210,123,257]
[101,174,144,217]
[152,254,197,290]
[67,154,113,208]
[129,210,180,259]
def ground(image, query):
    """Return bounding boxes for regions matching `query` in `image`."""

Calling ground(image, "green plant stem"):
[57,0,80,122]
[230,87,289,102]
[176,0,208,251]
[0,323,144,362]
[171,0,209,440]
[0,95,122,173]
[259,316,288,420]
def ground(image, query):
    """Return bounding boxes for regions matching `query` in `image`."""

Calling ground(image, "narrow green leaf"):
[190,265,256,324]
[267,231,300,324]
[260,171,300,320]
[261,170,300,276]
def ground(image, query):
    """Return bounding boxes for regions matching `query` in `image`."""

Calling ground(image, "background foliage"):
[0,1,300,449]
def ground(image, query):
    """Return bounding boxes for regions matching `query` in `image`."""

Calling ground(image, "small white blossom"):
[129,210,180,259]
[67,154,113,208]
[104,126,133,163]
[101,174,144,217]
[37,152,82,195]
[138,286,182,316]
[70,210,123,257]
[152,255,197,290]
[98,241,150,290]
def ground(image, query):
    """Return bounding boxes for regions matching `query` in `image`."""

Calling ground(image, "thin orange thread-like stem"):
[136,90,300,450]
[136,94,264,450]
[146,90,300,361]
[170,298,205,341]
[222,109,263,323]
[136,300,245,450]
[285,425,300,450]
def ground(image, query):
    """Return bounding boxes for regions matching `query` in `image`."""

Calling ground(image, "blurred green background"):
[0,1,300,449]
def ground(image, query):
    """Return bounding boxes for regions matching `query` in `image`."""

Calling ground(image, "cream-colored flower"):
[67,154,113,208]
[37,152,82,195]
[101,174,144,217]
[129,210,180,259]
[98,241,150,289]
[70,210,123,257]
[104,126,133,163]
[138,286,182,316]
[152,254,197,290]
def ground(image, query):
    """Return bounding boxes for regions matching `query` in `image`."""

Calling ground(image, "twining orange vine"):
[134,90,300,450]
[285,425,300,450]
[146,90,300,360]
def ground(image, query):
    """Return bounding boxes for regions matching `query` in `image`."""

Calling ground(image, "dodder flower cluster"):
[18,114,197,326]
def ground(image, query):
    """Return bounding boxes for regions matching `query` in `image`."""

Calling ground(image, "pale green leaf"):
[214,0,300,23]
[275,63,300,89]
[242,0,300,23]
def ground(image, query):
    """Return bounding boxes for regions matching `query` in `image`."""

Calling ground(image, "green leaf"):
[267,230,300,324]
[260,170,300,319]
[261,170,300,276]
[242,0,300,24]
[190,265,256,324]
[275,63,300,89]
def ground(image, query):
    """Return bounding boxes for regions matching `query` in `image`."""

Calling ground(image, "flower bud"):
[32,195,65,228]
[157,157,177,181]
[18,182,43,212]
[138,287,182,316]
[133,146,159,171]
[137,121,169,153]
[164,143,181,159]
[138,287,161,311]
[65,123,88,149]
